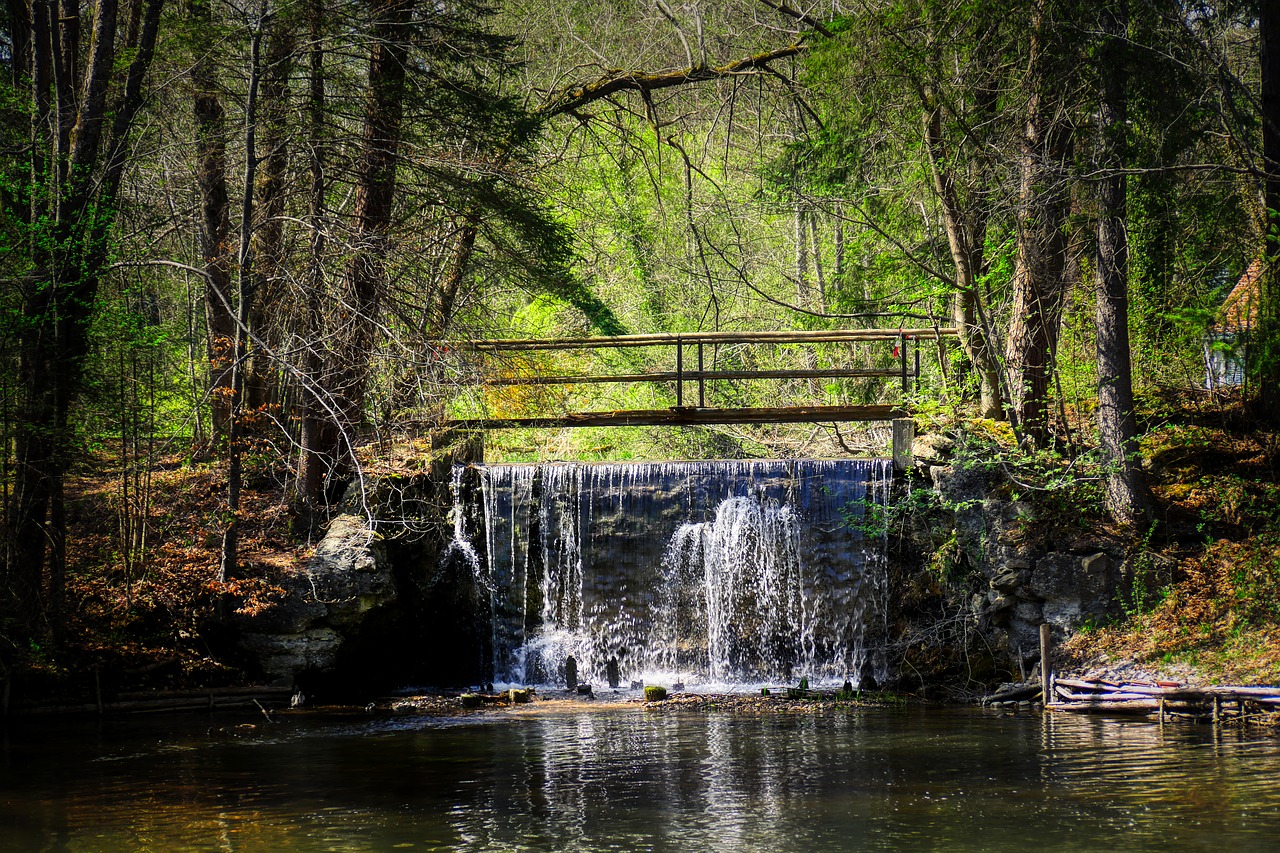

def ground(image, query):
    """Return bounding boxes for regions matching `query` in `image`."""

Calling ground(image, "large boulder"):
[238,514,396,685]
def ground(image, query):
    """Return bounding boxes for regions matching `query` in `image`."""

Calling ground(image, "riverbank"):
[1052,391,1280,686]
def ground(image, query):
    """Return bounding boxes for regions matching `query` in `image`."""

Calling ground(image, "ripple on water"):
[4,707,1280,852]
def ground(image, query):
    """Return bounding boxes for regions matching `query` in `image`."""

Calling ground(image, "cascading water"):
[448,459,892,689]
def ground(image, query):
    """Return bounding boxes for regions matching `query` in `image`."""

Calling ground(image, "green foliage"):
[1228,533,1280,625]
[1117,523,1171,618]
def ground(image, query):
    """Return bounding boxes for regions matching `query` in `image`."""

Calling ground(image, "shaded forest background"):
[1,0,1279,678]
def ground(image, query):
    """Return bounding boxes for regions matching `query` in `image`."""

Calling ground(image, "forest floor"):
[1057,390,1280,686]
[13,390,1280,707]
[49,446,305,693]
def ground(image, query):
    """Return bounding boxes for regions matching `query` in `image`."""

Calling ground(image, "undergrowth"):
[1061,392,1280,684]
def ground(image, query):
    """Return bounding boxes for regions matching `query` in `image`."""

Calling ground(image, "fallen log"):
[980,683,1042,705]
[1047,698,1159,715]
[1055,679,1280,701]
[1054,685,1157,702]
[1054,678,1112,692]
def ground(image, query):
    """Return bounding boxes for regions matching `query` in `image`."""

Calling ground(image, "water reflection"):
[2,708,1279,851]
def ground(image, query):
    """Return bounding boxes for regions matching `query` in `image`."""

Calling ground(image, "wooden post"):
[900,333,909,392]
[675,339,683,407]
[892,419,915,474]
[1039,623,1052,706]
[697,343,705,407]
[1213,694,1221,724]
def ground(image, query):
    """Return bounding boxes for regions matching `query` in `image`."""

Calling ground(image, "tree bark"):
[1005,0,1072,445]
[1094,2,1149,524]
[1260,2,1280,421]
[222,7,267,584]
[298,0,414,505]
[298,0,330,511]
[923,104,1004,419]
[190,0,236,442]
[245,20,297,414]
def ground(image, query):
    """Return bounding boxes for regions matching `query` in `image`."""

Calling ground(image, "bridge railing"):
[453,327,956,405]
[436,327,958,429]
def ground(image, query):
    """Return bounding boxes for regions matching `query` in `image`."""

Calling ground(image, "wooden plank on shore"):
[1049,676,1280,723]
[1055,678,1113,692]
[1052,696,1161,708]
[1047,699,1159,715]
[448,404,907,430]
[1056,687,1157,702]
[1068,683,1280,701]
[1203,685,1280,697]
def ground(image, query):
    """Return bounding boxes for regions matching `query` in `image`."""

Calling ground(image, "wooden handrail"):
[484,367,909,386]
[447,327,958,352]
[449,404,908,430]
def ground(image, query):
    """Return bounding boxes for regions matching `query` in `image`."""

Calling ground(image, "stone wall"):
[889,432,1128,686]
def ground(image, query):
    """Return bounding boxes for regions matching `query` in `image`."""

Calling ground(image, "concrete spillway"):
[445,459,892,689]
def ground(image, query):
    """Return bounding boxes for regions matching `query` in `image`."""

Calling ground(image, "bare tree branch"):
[541,43,807,117]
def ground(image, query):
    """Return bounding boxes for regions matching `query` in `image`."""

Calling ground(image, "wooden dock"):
[1047,677,1280,724]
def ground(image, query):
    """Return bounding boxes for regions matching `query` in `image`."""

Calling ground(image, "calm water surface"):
[2,705,1278,851]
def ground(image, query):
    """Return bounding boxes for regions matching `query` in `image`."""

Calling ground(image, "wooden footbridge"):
[442,327,957,430]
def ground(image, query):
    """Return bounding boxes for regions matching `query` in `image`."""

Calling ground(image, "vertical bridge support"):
[891,418,915,474]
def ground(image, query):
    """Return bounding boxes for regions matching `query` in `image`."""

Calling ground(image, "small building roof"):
[1217,258,1264,334]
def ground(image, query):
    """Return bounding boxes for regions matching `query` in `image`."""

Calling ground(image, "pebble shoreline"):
[378,690,903,717]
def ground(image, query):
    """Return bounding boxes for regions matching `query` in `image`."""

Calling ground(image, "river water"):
[3,706,1279,851]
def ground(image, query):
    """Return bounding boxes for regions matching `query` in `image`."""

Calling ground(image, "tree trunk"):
[245,21,297,414]
[1260,3,1280,421]
[794,194,810,307]
[221,8,266,584]
[1005,0,1072,445]
[1094,2,1149,524]
[298,0,414,505]
[297,0,332,511]
[923,104,1004,419]
[810,210,827,311]
[190,0,235,442]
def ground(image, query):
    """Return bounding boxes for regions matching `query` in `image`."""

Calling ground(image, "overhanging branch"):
[540,43,807,118]
[755,0,833,38]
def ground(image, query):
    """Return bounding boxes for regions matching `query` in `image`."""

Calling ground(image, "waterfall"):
[452,459,891,689]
